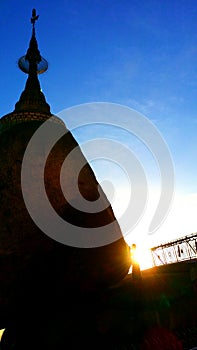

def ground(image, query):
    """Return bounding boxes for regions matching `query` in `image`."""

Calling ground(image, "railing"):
[151,232,197,266]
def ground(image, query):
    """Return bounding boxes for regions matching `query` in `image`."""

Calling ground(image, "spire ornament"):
[31,8,39,27]
[15,9,50,113]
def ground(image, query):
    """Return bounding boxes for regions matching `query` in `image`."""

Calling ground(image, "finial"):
[31,8,39,28]
[18,9,48,75]
[14,9,50,113]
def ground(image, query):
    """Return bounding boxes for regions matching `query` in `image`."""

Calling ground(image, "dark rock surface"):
[0,112,131,324]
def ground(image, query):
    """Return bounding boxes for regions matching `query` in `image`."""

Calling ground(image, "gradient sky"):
[0,0,197,250]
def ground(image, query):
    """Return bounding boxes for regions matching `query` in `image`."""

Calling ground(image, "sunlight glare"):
[129,243,153,272]
[0,329,5,340]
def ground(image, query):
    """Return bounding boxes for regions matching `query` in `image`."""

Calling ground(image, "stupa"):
[0,9,131,346]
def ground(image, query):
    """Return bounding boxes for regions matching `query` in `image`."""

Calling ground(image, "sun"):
[129,243,153,271]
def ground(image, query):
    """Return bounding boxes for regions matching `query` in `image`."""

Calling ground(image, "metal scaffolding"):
[151,232,197,266]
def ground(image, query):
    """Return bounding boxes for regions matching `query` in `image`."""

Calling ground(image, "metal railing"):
[151,232,197,266]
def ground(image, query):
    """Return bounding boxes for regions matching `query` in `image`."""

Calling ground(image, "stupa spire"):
[14,9,50,113]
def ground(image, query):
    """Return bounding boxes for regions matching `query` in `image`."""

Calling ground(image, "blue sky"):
[0,0,197,249]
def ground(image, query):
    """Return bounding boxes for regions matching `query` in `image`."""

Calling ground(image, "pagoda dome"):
[0,10,131,318]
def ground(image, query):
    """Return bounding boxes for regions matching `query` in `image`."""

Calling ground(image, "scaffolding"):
[151,232,197,266]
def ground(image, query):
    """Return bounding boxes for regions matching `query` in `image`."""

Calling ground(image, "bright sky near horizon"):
[0,0,197,265]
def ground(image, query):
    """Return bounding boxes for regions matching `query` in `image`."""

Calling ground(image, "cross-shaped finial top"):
[31,8,39,28]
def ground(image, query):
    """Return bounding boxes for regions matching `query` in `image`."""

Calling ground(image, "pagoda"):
[0,9,131,349]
